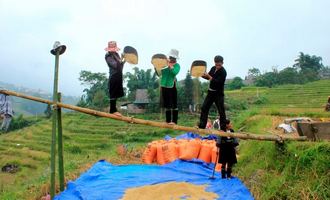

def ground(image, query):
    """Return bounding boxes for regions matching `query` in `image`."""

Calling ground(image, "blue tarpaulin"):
[164,132,218,140]
[55,159,254,200]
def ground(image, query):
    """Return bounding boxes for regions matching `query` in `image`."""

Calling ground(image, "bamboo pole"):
[50,50,60,199]
[57,93,64,191]
[0,89,307,142]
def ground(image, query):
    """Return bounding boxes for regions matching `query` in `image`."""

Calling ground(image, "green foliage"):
[277,67,300,84]
[225,97,248,111]
[255,70,279,88]
[78,70,109,110]
[182,71,193,110]
[248,67,261,79]
[66,145,82,154]
[293,52,323,83]
[234,113,330,200]
[252,95,269,105]
[44,104,52,118]
[251,52,325,88]
[8,114,33,131]
[124,67,158,101]
[227,76,245,90]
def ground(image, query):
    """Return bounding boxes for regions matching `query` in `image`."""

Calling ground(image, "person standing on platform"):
[105,41,125,116]
[161,49,180,125]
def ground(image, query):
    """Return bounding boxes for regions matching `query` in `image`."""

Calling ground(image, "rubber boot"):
[172,109,178,124]
[221,165,226,179]
[221,169,226,179]
[165,110,171,123]
[110,99,117,113]
[227,167,232,179]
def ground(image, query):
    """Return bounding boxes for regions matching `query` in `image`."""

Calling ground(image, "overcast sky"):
[0,0,329,96]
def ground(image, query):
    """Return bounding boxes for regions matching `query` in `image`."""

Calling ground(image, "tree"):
[182,71,193,110]
[44,104,52,118]
[124,67,158,101]
[277,67,300,84]
[227,77,245,90]
[192,78,202,111]
[255,71,279,88]
[319,66,330,79]
[293,52,323,82]
[78,70,109,109]
[248,67,261,79]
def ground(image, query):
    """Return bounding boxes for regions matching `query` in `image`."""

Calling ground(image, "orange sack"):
[142,141,158,164]
[156,141,166,165]
[179,139,201,160]
[162,141,179,163]
[198,141,213,163]
[211,145,219,164]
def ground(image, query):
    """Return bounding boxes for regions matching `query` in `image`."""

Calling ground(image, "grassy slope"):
[1,80,330,199]
[226,79,330,109]
[224,80,330,199]
[0,113,197,200]
[232,110,330,200]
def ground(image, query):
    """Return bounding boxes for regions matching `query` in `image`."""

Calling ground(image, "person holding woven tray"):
[198,55,227,131]
[105,41,125,116]
[217,119,239,179]
[161,49,180,125]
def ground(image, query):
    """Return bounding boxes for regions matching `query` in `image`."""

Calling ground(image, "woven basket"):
[191,60,207,77]
[151,54,167,76]
[123,46,138,64]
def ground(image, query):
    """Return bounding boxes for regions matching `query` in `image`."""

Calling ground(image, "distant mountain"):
[0,81,80,116]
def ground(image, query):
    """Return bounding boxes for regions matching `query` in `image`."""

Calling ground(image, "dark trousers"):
[221,161,234,178]
[162,86,178,123]
[199,90,226,130]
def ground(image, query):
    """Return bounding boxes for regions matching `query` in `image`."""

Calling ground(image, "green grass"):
[233,112,330,200]
[226,79,330,109]
[0,113,198,199]
[1,80,330,199]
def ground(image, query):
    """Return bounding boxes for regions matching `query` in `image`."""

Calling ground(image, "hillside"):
[0,80,330,199]
[0,113,196,199]
[226,79,330,109]
[0,81,79,116]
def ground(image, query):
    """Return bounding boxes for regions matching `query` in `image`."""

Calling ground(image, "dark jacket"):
[217,129,239,164]
[105,52,124,80]
[208,66,227,96]
[105,52,124,99]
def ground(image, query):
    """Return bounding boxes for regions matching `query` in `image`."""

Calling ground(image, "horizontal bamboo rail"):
[0,89,307,142]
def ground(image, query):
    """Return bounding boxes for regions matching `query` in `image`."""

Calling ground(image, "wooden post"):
[50,50,59,198]
[49,42,66,199]
[0,90,308,142]
[57,93,65,191]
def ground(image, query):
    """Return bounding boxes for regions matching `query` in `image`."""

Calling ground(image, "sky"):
[0,0,329,96]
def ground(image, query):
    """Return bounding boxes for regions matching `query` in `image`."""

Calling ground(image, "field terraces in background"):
[226,79,330,109]
[0,81,79,116]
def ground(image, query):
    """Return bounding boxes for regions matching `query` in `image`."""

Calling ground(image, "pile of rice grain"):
[120,181,218,200]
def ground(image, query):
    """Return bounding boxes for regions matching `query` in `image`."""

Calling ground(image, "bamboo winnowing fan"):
[191,60,207,77]
[123,46,138,65]
[151,54,168,76]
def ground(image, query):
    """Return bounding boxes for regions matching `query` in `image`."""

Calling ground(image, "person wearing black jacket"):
[198,55,227,131]
[105,41,125,116]
[216,119,239,179]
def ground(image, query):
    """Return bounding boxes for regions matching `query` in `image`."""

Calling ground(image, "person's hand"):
[168,62,175,68]
[202,72,212,80]
[121,53,126,63]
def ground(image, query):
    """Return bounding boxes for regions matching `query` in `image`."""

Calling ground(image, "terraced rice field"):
[0,113,195,199]
[226,79,330,108]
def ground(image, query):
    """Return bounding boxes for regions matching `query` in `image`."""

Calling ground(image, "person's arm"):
[201,68,214,80]
[210,69,226,84]
[169,63,180,75]
[105,55,118,69]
